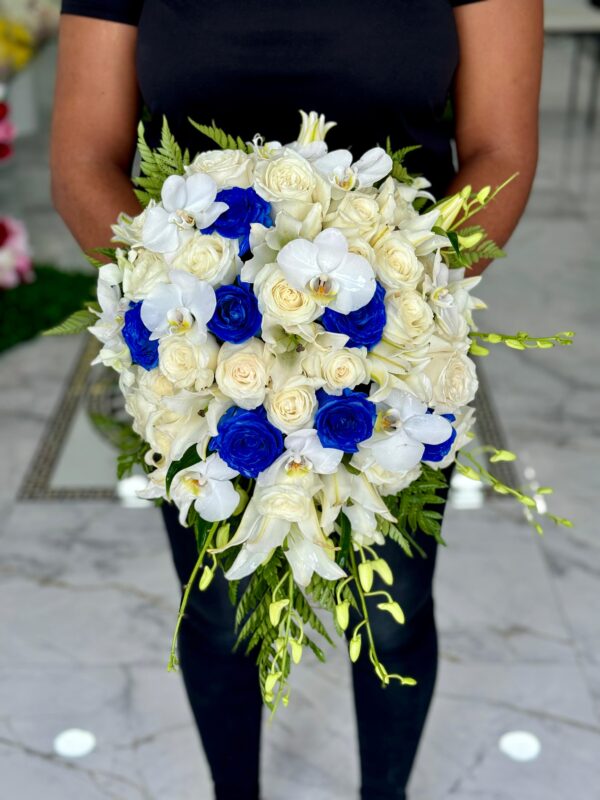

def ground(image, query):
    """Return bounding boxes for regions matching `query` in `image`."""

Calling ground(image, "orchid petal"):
[196,479,240,521]
[404,413,453,445]
[277,238,320,290]
[314,227,348,272]
[140,283,181,334]
[204,453,239,482]
[285,530,345,587]
[313,149,353,177]
[366,430,425,472]
[195,200,229,230]
[142,206,179,253]
[183,172,218,211]
[354,147,393,188]
[329,252,376,313]
[161,175,188,213]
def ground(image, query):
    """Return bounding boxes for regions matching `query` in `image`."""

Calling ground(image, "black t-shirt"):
[61,0,485,196]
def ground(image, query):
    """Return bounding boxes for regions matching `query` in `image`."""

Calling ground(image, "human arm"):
[447,0,544,276]
[50,15,141,253]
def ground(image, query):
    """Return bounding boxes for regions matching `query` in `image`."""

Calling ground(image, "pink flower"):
[0,217,34,289]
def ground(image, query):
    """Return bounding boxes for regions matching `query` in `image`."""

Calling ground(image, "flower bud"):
[358,562,374,592]
[349,634,362,662]
[371,559,394,586]
[199,567,214,591]
[335,601,350,631]
[215,523,230,549]
[269,599,289,627]
[290,639,303,664]
[377,601,405,624]
[264,672,282,695]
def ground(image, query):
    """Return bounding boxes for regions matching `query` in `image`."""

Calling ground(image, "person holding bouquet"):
[50,2,543,798]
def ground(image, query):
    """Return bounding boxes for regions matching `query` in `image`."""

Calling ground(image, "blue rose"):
[201,186,273,256]
[122,301,159,370]
[315,388,376,453]
[207,280,262,344]
[321,282,386,349]
[422,412,457,462]
[209,405,284,478]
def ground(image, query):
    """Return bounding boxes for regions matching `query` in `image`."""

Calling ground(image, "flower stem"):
[168,520,219,671]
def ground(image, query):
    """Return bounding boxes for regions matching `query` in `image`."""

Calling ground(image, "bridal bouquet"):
[50,111,572,710]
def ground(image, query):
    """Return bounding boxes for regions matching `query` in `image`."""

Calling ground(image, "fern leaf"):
[43,308,96,336]
[189,118,252,154]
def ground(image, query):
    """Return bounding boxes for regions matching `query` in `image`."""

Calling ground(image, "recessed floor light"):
[498,730,541,762]
[53,728,97,758]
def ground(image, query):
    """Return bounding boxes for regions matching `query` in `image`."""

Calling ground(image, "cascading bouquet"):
[50,111,573,711]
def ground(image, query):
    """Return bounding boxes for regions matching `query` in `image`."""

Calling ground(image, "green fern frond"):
[43,307,96,336]
[188,118,252,154]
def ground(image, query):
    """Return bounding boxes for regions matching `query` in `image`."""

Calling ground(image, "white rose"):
[347,236,376,266]
[186,149,255,188]
[171,231,238,286]
[120,248,170,301]
[383,289,435,348]
[321,347,369,394]
[265,378,317,433]
[256,484,311,521]
[254,148,331,218]
[324,191,382,241]
[137,367,176,399]
[159,332,218,390]
[255,266,320,327]
[422,350,478,411]
[216,338,271,409]
[374,232,423,290]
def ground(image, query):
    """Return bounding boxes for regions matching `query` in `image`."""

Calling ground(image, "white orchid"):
[314,147,393,192]
[140,269,216,342]
[359,389,453,472]
[88,275,128,344]
[277,227,376,314]
[257,429,344,487]
[170,454,240,526]
[142,173,229,254]
[214,486,345,587]
[424,251,486,334]
[320,464,395,535]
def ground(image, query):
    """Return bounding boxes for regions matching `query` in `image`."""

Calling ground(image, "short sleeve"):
[61,0,143,25]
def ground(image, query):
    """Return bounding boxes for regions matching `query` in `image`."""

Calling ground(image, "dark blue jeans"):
[162,484,444,800]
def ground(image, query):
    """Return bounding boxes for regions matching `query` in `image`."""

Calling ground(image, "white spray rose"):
[347,236,376,266]
[321,347,369,394]
[215,338,272,409]
[383,289,435,348]
[170,231,238,286]
[159,332,219,390]
[265,376,317,433]
[256,484,311,521]
[373,232,423,291]
[324,191,382,241]
[255,266,321,328]
[186,149,255,188]
[422,350,478,411]
[121,248,170,301]
[253,148,331,218]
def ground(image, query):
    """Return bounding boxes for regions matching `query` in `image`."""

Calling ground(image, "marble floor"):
[1,37,600,800]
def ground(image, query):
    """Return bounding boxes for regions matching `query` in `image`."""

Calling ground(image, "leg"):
[350,471,452,800]
[161,502,263,800]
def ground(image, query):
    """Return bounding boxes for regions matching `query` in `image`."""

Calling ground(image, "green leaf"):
[43,308,96,336]
[165,444,201,495]
[337,511,352,569]
[188,118,253,154]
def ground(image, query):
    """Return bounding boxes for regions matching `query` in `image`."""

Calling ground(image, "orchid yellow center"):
[284,455,312,477]
[182,475,206,497]
[167,307,194,334]
[170,209,195,229]
[308,274,338,304]
[376,409,401,434]
[334,168,356,191]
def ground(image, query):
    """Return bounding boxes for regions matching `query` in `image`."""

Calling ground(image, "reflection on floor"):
[1,38,599,800]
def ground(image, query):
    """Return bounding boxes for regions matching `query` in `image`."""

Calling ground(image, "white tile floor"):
[1,37,599,800]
